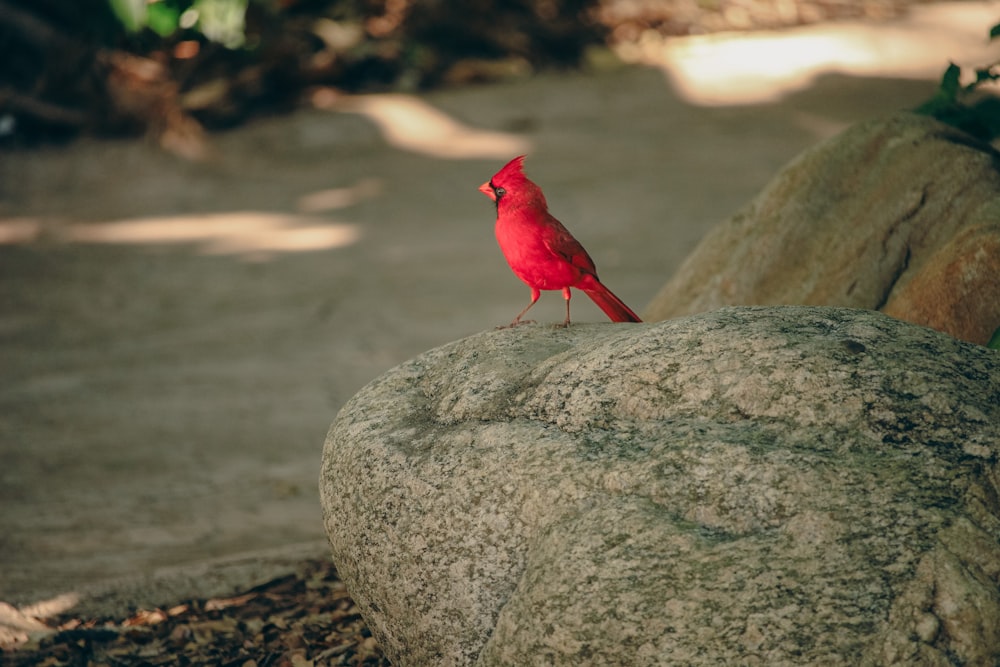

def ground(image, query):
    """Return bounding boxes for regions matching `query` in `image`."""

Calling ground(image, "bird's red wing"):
[541,217,598,276]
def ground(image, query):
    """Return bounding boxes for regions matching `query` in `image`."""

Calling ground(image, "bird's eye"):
[494,186,506,198]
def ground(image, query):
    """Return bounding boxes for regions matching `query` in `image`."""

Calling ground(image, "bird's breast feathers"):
[495,215,587,290]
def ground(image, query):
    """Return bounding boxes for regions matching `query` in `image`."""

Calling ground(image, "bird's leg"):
[558,287,572,328]
[499,288,540,328]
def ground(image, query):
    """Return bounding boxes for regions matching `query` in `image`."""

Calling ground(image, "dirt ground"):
[1,0,995,634]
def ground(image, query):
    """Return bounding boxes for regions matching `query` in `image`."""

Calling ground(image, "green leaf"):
[939,62,962,100]
[147,2,182,37]
[990,22,1000,40]
[973,67,995,84]
[191,0,248,48]
[914,63,964,117]
[988,326,1000,350]
[108,0,147,32]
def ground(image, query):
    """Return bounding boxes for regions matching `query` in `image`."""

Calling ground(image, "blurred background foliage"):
[110,0,251,48]
[0,0,991,152]
[914,43,1000,142]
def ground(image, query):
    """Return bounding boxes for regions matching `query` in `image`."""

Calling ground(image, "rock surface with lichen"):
[320,306,1000,666]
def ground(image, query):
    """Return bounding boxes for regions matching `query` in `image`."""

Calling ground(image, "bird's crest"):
[493,155,527,185]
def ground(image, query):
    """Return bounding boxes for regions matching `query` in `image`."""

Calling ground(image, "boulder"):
[319,307,1000,666]
[643,113,1000,346]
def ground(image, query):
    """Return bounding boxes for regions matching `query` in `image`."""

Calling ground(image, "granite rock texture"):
[320,307,1000,666]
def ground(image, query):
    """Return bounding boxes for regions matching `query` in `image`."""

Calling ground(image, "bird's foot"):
[496,319,536,330]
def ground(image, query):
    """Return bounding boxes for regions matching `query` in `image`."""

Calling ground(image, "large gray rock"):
[319,308,1000,666]
[643,113,1000,346]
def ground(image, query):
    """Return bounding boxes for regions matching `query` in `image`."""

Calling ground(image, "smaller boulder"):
[644,113,1000,345]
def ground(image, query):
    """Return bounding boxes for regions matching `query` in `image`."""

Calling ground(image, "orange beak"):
[478,181,496,201]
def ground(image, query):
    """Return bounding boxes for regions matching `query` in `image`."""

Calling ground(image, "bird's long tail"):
[579,275,642,323]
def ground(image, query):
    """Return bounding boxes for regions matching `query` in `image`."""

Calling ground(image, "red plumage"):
[478,156,642,327]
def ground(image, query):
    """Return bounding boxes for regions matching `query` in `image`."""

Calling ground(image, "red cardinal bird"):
[479,156,642,327]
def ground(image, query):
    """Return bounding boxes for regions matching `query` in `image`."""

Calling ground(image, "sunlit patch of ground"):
[615,1,1000,105]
